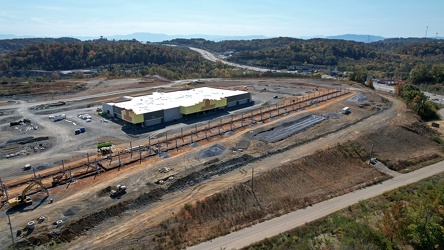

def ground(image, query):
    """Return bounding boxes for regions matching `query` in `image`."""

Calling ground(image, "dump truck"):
[110,184,126,197]
[8,180,49,207]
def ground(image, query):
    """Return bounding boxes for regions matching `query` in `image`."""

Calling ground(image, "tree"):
[408,192,444,249]
[378,201,410,244]
[51,72,60,80]
[431,64,444,83]
[366,77,374,89]
[409,64,433,84]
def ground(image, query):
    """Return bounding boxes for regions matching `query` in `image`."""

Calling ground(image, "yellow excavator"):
[8,180,49,207]
[52,172,67,187]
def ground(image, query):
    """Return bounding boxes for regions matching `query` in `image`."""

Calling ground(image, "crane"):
[8,180,49,207]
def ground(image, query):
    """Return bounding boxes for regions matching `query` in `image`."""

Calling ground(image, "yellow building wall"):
[180,98,227,115]
[121,109,145,124]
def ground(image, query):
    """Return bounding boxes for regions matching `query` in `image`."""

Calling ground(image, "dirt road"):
[188,156,444,250]
[59,92,406,250]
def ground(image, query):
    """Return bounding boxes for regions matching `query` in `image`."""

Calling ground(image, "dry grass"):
[355,123,444,171]
[154,142,389,249]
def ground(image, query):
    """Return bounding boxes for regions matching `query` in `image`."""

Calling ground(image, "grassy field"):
[244,172,444,250]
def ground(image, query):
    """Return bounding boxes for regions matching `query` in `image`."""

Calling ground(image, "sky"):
[1,0,443,38]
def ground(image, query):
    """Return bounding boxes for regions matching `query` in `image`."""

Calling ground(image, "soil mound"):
[348,93,369,103]
[224,131,234,137]
[196,144,226,158]
[63,205,81,216]
[323,113,340,119]
[159,153,170,158]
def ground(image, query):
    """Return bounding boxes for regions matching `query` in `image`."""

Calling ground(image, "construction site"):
[0,77,443,249]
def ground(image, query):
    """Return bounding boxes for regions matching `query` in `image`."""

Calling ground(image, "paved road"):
[189,160,444,250]
[373,82,394,93]
[190,47,298,74]
[373,82,444,105]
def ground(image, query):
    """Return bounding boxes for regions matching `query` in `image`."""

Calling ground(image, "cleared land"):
[0,77,442,250]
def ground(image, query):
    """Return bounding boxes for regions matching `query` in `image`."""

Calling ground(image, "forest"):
[0,37,443,86]
[0,38,242,81]
[165,37,444,84]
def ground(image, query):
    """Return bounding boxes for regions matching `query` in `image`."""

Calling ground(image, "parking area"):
[0,80,332,180]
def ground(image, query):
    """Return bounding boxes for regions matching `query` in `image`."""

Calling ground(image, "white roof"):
[113,87,248,115]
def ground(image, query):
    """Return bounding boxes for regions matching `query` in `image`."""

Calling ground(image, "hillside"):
[0,37,81,54]
[163,37,444,82]
[0,39,241,83]
[1,37,443,90]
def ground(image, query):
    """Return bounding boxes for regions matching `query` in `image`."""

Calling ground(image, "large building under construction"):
[102,87,252,127]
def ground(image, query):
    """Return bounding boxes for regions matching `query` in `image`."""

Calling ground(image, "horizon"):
[2,0,443,39]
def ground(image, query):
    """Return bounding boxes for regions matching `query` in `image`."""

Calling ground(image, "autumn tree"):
[378,201,410,244]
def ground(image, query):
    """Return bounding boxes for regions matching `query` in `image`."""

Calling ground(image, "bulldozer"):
[110,184,126,197]
[8,180,49,208]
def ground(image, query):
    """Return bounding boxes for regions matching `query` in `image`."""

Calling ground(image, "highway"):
[189,160,444,250]
[373,82,394,93]
[373,82,444,105]
[189,47,296,74]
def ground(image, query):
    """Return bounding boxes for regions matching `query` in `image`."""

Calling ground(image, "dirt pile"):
[62,205,81,216]
[196,144,226,158]
[348,93,369,103]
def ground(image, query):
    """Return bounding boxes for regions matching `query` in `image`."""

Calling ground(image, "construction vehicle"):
[52,172,67,187]
[110,184,126,197]
[23,164,32,170]
[8,180,49,208]
[97,141,112,149]
[97,141,113,155]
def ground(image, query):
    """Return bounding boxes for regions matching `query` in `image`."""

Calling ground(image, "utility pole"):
[130,141,133,158]
[425,26,428,38]
[86,153,90,172]
[7,213,15,250]
[118,152,121,170]
[251,168,254,192]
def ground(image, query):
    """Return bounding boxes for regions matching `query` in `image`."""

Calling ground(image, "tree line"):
[1,37,443,85]
[0,38,248,81]
[165,37,444,84]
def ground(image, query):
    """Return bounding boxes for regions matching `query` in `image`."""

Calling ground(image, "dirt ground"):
[0,77,441,249]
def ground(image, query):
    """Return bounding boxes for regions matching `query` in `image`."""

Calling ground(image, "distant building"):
[102,87,252,127]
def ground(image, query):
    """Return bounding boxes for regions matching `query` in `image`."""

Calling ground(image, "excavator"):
[8,180,49,207]
[52,172,67,187]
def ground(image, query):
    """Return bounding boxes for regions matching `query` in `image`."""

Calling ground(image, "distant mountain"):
[84,33,387,43]
[76,33,269,42]
[0,33,268,43]
[326,34,385,43]
[0,34,37,39]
